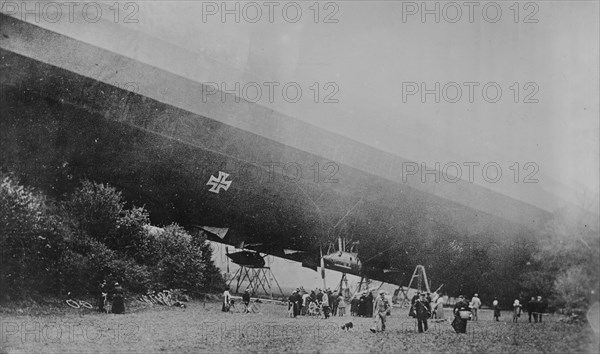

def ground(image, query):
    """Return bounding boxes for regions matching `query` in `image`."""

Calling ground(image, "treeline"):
[424,206,600,315]
[519,205,599,316]
[374,200,600,315]
[0,175,225,302]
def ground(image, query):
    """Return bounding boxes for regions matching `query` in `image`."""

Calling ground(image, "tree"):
[0,175,63,300]
[520,201,600,314]
[65,180,123,243]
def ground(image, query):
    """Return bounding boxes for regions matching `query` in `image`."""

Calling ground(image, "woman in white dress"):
[434,294,445,320]
[222,286,231,312]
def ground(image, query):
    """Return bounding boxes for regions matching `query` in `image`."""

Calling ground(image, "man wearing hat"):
[316,289,323,304]
[411,290,421,306]
[288,290,298,318]
[414,292,431,333]
[535,295,545,322]
[366,290,374,318]
[358,291,368,317]
[409,290,421,318]
[370,291,390,333]
[470,293,481,321]
[295,288,303,316]
[322,289,330,319]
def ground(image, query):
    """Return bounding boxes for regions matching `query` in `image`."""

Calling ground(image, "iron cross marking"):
[207,171,232,193]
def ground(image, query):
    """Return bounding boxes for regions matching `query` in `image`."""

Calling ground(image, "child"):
[493,298,501,321]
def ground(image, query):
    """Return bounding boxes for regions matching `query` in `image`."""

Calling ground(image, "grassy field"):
[1,300,598,353]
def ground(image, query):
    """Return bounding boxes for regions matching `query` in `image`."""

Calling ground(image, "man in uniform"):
[370,291,390,333]
[536,296,545,322]
[527,296,536,322]
[415,292,431,333]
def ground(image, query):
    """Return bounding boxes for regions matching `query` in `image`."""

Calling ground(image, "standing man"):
[322,290,330,319]
[370,291,390,333]
[366,291,374,318]
[415,292,431,333]
[411,291,421,306]
[532,296,540,322]
[316,289,323,304]
[351,295,359,316]
[527,296,536,322]
[288,290,299,317]
[409,290,421,318]
[331,290,339,316]
[358,291,367,317]
[536,296,545,322]
[294,288,302,316]
[470,293,481,321]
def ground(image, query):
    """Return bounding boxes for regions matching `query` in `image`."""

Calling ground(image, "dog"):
[341,322,354,331]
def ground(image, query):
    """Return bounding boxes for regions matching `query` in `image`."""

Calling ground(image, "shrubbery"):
[0,175,224,302]
[519,205,600,317]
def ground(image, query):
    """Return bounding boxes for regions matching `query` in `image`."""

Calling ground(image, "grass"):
[0,300,597,353]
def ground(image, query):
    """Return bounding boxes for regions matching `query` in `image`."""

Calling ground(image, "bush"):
[554,266,594,314]
[151,224,212,295]
[0,175,63,300]
[520,205,600,315]
[65,180,123,243]
[1,176,225,301]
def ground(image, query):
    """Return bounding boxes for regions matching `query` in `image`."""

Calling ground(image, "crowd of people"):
[286,287,350,318]
[454,294,548,333]
[286,287,393,333]
[220,285,549,335]
[512,295,547,323]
